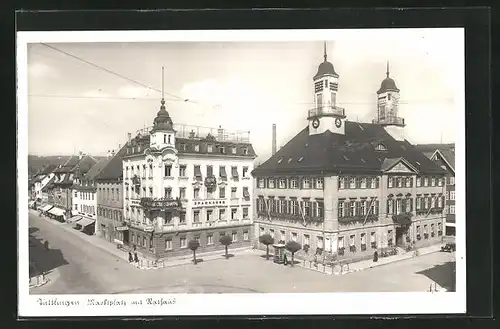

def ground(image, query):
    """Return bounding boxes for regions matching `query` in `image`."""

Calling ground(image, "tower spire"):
[160,66,165,109]
[324,41,327,62]
[386,61,390,78]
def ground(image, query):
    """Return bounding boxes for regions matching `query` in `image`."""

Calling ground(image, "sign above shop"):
[140,197,182,209]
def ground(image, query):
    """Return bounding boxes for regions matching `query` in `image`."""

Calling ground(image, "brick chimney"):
[272,124,277,156]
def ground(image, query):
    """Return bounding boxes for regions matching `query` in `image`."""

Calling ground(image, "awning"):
[48,207,65,217]
[231,166,239,178]
[67,215,82,223]
[219,166,227,178]
[445,222,456,227]
[41,204,53,212]
[75,217,95,228]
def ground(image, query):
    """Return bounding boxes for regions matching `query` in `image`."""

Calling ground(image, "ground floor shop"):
[128,224,253,259]
[255,216,445,263]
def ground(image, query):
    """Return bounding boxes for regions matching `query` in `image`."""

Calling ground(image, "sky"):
[26,29,463,163]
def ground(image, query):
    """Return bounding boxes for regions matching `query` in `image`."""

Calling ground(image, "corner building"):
[123,97,256,259]
[252,48,447,263]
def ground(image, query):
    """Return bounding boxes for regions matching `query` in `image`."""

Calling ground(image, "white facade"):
[72,188,97,221]
[33,173,55,200]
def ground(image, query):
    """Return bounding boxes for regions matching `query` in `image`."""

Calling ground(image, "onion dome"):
[151,99,174,133]
[377,62,400,94]
[313,42,338,80]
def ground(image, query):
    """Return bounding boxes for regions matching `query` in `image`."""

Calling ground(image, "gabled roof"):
[252,122,446,176]
[431,149,455,173]
[72,155,99,175]
[415,143,455,174]
[381,157,418,173]
[95,144,128,181]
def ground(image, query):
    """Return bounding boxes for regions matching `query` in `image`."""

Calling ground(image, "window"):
[194,188,200,199]
[219,146,225,154]
[194,144,200,152]
[406,177,412,187]
[424,177,429,187]
[193,210,200,222]
[180,237,187,248]
[143,236,147,248]
[206,165,213,177]
[279,178,287,188]
[304,234,310,246]
[244,231,249,241]
[165,239,172,250]
[243,207,249,219]
[338,236,345,249]
[164,165,172,177]
[349,201,355,217]
[416,177,422,187]
[74,191,78,198]
[280,230,286,242]
[232,232,238,242]
[258,178,265,188]
[349,177,356,189]
[338,201,345,218]
[243,167,249,178]
[231,187,237,198]
[231,147,237,154]
[388,198,394,214]
[388,177,393,188]
[301,178,310,189]
[179,143,186,151]
[431,177,436,187]
[206,187,215,199]
[219,209,226,221]
[290,178,298,189]
[243,187,250,199]
[438,177,443,186]
[231,208,238,220]
[450,191,455,200]
[315,177,324,189]
[316,93,322,108]
[194,235,200,244]
[149,187,153,197]
[360,200,367,216]
[450,177,455,185]
[317,236,324,249]
[291,232,297,242]
[206,209,213,222]
[317,201,324,217]
[179,187,186,200]
[397,177,403,188]
[437,196,443,208]
[206,234,213,245]
[165,187,172,199]
[179,165,187,177]
[370,232,376,248]
[179,211,186,224]
[207,144,213,152]
[360,177,367,189]
[268,178,275,188]
[406,198,412,212]
[449,205,455,214]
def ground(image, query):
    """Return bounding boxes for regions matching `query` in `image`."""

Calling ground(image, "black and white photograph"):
[17,28,465,316]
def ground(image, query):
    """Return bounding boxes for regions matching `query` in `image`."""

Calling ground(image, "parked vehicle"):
[441,243,456,252]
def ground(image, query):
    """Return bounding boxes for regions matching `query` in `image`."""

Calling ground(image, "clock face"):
[335,118,342,128]
[312,118,320,129]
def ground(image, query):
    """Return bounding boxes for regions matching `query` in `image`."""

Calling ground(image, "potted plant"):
[258,234,274,260]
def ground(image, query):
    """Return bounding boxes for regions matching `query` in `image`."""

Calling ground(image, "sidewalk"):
[31,209,252,270]
[296,244,443,276]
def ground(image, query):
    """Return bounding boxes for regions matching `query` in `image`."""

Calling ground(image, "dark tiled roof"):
[38,164,57,175]
[414,143,455,172]
[41,176,56,191]
[252,122,447,176]
[314,60,338,80]
[83,158,111,182]
[72,155,99,175]
[95,144,128,181]
[124,134,257,158]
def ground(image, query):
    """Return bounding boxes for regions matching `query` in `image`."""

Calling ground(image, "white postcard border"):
[17,28,466,317]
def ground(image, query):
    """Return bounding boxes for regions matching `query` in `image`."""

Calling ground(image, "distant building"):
[252,45,447,263]
[122,94,256,259]
[95,145,127,244]
[415,144,455,236]
[47,153,98,221]
[31,164,57,202]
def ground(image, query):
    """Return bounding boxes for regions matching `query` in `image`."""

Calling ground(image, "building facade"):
[122,97,256,259]
[31,164,56,203]
[252,47,447,263]
[95,145,127,244]
[415,144,456,237]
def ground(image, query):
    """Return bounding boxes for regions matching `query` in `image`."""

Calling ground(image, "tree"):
[219,235,232,259]
[188,239,200,265]
[285,241,301,267]
[259,234,274,260]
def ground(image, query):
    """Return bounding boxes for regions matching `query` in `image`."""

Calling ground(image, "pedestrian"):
[283,254,288,266]
[128,252,133,263]
[373,251,378,262]
[134,251,139,263]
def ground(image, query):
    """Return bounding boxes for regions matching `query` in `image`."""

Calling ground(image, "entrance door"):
[395,227,405,246]
[123,230,130,245]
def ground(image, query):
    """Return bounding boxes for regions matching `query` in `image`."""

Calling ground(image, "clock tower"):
[308,42,346,136]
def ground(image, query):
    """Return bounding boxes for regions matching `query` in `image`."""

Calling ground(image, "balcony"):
[373,116,405,126]
[307,106,345,119]
[140,197,182,210]
[136,124,251,143]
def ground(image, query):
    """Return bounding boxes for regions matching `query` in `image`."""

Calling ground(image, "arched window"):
[168,134,171,144]
[164,134,167,143]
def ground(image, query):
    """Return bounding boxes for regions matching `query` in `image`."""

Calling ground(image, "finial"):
[324,41,327,62]
[160,66,166,109]
[386,61,390,77]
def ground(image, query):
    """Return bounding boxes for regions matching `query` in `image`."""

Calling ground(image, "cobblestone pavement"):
[29,212,455,294]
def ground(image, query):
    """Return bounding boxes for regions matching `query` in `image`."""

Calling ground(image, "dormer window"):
[231,147,237,154]
[219,146,225,154]
[298,156,304,162]
[375,143,387,151]
[194,144,200,152]
[342,155,349,161]
[207,144,213,153]
[179,143,186,151]
[288,158,292,163]
[243,147,249,155]
[277,158,283,164]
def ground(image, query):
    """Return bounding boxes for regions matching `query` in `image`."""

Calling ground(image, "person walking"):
[128,251,133,263]
[134,251,139,263]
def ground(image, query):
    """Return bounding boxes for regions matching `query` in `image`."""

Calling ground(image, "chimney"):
[128,133,132,145]
[78,150,83,160]
[272,124,277,156]
[111,149,116,156]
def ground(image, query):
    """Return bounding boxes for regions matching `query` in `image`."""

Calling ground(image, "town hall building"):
[252,45,447,263]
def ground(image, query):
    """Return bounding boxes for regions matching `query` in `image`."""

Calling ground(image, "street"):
[29,212,456,294]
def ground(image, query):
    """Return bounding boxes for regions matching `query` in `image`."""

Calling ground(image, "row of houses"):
[28,44,456,263]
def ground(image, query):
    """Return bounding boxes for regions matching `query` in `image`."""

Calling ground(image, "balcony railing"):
[136,124,250,143]
[307,106,345,119]
[372,117,405,126]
